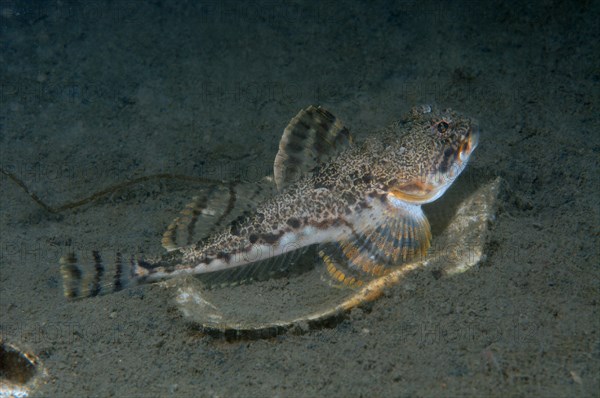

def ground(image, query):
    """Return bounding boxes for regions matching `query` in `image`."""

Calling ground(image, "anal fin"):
[195,248,312,290]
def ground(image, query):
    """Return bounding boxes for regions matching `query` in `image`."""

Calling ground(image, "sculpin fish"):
[61,104,479,299]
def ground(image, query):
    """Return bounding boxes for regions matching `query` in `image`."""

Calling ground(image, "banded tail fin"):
[60,251,139,299]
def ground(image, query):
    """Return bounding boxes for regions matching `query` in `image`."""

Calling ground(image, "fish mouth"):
[461,125,479,161]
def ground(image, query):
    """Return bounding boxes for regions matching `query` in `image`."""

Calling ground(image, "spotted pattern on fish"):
[61,104,478,298]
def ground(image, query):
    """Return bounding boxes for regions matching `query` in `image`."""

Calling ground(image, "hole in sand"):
[0,340,41,394]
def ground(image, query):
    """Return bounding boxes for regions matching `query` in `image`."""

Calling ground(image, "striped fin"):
[274,105,352,191]
[318,201,431,285]
[60,251,140,299]
[162,179,277,251]
[319,247,365,289]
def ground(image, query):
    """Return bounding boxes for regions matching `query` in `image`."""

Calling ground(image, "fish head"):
[388,105,479,204]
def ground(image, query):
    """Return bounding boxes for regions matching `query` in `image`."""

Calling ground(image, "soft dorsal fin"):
[274,106,352,191]
[162,178,277,252]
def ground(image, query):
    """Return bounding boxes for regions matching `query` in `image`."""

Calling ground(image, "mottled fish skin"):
[134,105,479,282]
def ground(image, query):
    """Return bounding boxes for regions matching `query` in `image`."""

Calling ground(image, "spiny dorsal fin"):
[274,106,352,191]
[162,178,277,252]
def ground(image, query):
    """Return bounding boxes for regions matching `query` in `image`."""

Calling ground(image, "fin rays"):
[274,106,352,191]
[194,248,312,289]
[162,180,277,252]
[318,200,431,288]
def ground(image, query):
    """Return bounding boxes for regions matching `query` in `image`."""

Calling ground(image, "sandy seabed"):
[1,1,598,397]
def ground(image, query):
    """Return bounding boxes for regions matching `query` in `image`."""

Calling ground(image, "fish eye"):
[437,121,449,134]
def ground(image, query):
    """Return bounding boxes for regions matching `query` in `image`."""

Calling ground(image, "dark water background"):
[1,1,598,396]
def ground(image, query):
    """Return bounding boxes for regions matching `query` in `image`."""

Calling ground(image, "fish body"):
[61,104,478,298]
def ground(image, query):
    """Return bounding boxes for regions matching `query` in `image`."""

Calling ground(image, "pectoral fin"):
[319,200,431,286]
